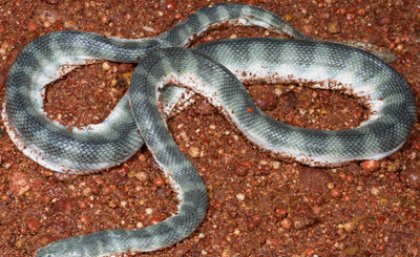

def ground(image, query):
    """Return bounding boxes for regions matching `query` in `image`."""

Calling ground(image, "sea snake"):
[1,3,415,257]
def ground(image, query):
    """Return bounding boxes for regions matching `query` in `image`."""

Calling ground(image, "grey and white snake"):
[1,3,415,257]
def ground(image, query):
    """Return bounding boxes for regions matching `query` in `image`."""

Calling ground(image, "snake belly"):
[1,3,415,257]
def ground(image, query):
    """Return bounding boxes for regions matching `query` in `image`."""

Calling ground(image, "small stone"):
[343,246,359,256]
[343,221,356,232]
[189,146,200,158]
[145,208,153,215]
[120,200,128,208]
[283,13,293,21]
[292,213,316,230]
[236,193,245,201]
[331,189,341,198]
[327,21,340,34]
[302,24,313,34]
[275,207,288,219]
[102,62,111,71]
[270,161,280,169]
[122,72,132,84]
[15,238,26,249]
[357,8,366,16]
[299,167,333,194]
[9,172,31,195]
[101,15,110,24]
[150,215,162,224]
[134,171,148,182]
[280,218,292,230]
[400,165,420,190]
[252,214,262,224]
[248,85,277,111]
[2,162,11,169]
[27,21,38,32]
[165,0,177,10]
[153,177,164,187]
[108,200,117,208]
[360,160,379,172]
[370,187,379,196]
[38,9,58,24]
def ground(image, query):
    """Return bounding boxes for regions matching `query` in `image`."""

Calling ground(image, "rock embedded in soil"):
[248,85,278,111]
[298,167,333,194]
[360,160,380,172]
[292,213,316,230]
[400,165,420,190]
[8,172,31,195]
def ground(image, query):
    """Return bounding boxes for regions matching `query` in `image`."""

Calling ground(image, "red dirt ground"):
[0,1,418,256]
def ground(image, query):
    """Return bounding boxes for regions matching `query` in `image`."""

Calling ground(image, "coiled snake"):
[2,3,415,257]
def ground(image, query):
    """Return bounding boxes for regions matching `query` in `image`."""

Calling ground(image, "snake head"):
[35,237,84,257]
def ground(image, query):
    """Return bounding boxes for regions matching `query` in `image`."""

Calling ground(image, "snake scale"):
[1,3,415,257]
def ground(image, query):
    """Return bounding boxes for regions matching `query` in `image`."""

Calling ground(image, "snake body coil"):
[1,4,415,257]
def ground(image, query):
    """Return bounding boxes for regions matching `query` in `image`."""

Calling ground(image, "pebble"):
[27,21,38,32]
[37,9,58,25]
[9,172,31,195]
[15,238,26,249]
[236,193,245,201]
[299,168,333,194]
[102,62,111,71]
[292,213,316,230]
[188,146,200,158]
[399,165,419,190]
[343,246,359,255]
[165,0,177,10]
[145,208,153,215]
[360,160,379,172]
[153,177,165,187]
[248,85,277,111]
[280,218,292,230]
[275,207,288,219]
[331,189,341,198]
[327,21,340,34]
[343,221,356,232]
[270,161,281,169]
[302,24,313,34]
[134,171,148,182]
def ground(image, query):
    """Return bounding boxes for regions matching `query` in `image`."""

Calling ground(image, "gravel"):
[0,1,418,256]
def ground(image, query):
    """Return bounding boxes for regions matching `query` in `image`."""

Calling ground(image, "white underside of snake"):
[1,3,415,257]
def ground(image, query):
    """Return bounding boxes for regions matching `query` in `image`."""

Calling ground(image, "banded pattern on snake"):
[1,3,415,257]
